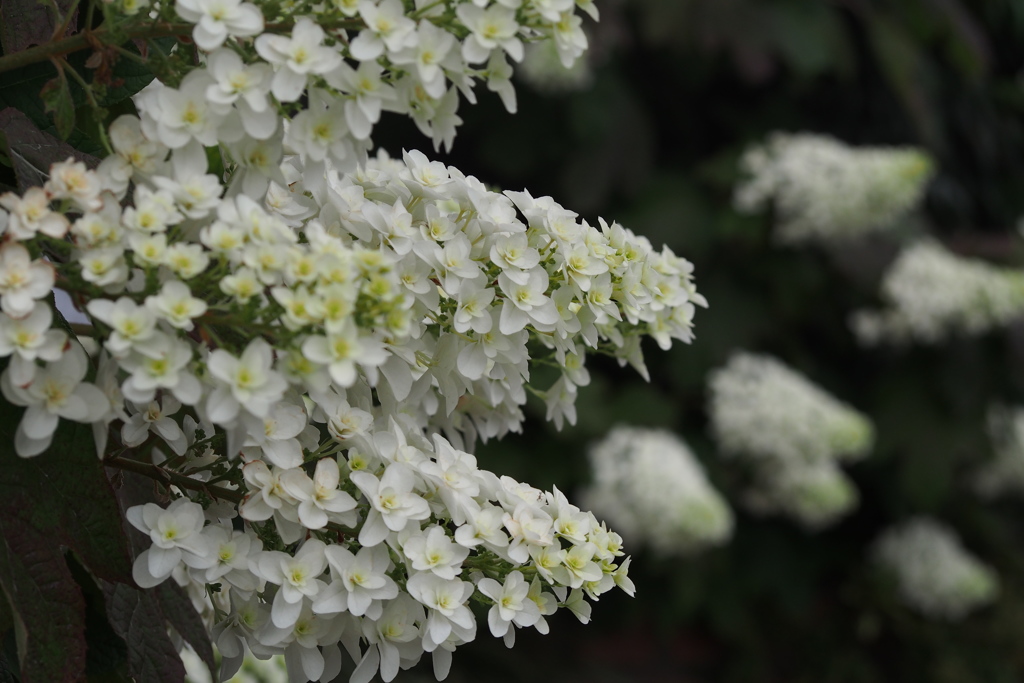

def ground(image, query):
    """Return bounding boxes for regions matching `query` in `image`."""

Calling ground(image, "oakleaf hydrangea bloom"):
[974,405,1024,499]
[873,518,999,620]
[707,352,872,529]
[850,239,1024,345]
[735,132,933,244]
[0,3,709,678]
[580,426,733,555]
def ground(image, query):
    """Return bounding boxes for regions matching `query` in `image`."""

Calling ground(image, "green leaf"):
[40,69,75,140]
[0,107,100,190]
[0,515,86,683]
[101,582,187,683]
[0,0,77,55]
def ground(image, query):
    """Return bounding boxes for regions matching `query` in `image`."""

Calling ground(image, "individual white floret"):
[1,344,108,457]
[349,0,417,61]
[406,572,476,651]
[255,17,342,102]
[119,332,201,406]
[477,570,540,646]
[874,518,999,620]
[206,338,289,423]
[0,187,69,239]
[126,498,209,588]
[279,457,359,529]
[121,396,189,456]
[145,279,208,330]
[175,0,264,51]
[255,538,329,629]
[402,525,470,580]
[351,462,431,546]
[0,242,55,319]
[46,158,103,212]
[0,303,67,386]
[314,544,398,618]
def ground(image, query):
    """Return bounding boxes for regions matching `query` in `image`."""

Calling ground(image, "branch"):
[104,455,355,537]
[0,19,363,75]
[105,454,244,504]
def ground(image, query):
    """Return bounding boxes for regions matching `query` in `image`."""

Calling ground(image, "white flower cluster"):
[579,426,733,556]
[850,239,1024,345]
[128,0,599,164]
[0,136,702,459]
[873,518,999,621]
[735,132,933,244]
[0,126,698,680]
[974,405,1024,499]
[131,445,633,683]
[707,352,873,529]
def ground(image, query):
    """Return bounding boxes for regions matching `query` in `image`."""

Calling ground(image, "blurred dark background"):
[375,1,1024,681]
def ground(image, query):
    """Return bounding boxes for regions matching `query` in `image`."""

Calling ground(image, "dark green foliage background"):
[378,0,1024,681]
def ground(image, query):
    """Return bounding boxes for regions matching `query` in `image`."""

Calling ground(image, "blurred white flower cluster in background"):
[873,518,999,620]
[580,426,733,556]
[850,239,1024,345]
[734,132,933,244]
[707,352,873,530]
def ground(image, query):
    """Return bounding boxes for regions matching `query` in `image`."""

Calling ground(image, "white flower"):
[405,572,475,650]
[137,70,227,148]
[46,158,103,212]
[350,0,417,61]
[255,539,328,628]
[1,344,108,457]
[86,296,157,356]
[476,571,540,645]
[708,352,873,465]
[314,544,398,618]
[126,498,209,588]
[145,279,208,330]
[874,518,999,620]
[402,525,470,579]
[0,187,69,239]
[119,333,201,405]
[206,338,289,423]
[255,18,342,102]
[456,4,523,64]
[279,457,359,529]
[0,242,55,319]
[175,0,264,51]
[121,396,189,455]
[0,303,67,386]
[351,463,431,546]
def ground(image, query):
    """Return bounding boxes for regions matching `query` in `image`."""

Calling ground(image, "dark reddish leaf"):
[0,107,99,190]
[0,516,86,683]
[0,0,78,55]
[101,582,186,683]
[157,583,216,679]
